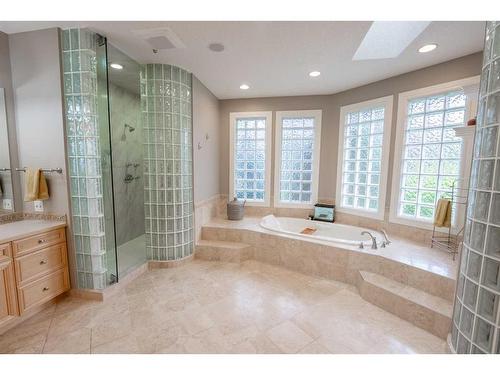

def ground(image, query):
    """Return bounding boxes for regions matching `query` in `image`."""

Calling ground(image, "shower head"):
[124,124,136,132]
[121,124,136,141]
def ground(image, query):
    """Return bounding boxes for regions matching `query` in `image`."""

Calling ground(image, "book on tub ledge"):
[310,203,335,223]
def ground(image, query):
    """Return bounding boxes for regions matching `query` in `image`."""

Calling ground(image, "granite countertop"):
[0,220,66,243]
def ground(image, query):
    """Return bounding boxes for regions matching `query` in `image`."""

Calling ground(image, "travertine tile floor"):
[0,260,447,354]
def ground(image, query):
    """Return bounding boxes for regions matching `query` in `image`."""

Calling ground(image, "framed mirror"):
[0,87,14,213]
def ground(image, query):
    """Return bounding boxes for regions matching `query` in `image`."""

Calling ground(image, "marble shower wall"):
[451,21,500,354]
[109,82,144,246]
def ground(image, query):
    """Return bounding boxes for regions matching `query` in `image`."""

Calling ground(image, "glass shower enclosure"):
[62,28,194,290]
[62,28,146,288]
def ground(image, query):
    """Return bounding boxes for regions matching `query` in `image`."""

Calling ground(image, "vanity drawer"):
[13,228,66,257]
[18,268,69,314]
[0,242,12,257]
[14,243,67,286]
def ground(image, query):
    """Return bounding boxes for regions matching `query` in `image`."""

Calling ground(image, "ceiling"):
[0,21,486,99]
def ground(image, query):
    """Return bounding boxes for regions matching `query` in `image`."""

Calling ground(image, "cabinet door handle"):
[40,260,48,265]
[42,287,49,292]
[38,239,47,244]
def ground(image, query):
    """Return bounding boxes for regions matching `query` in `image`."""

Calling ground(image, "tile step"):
[196,240,251,250]
[195,240,253,262]
[358,270,452,339]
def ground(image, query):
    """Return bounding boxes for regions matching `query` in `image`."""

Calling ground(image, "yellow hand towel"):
[434,198,452,228]
[38,171,49,201]
[24,168,49,202]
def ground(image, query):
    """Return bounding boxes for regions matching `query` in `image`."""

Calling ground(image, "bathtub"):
[260,215,385,247]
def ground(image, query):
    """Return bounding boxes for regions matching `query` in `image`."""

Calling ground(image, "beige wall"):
[9,28,69,215]
[219,53,483,209]
[192,76,221,203]
[0,31,21,212]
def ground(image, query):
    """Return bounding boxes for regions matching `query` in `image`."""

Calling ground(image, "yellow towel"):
[24,168,49,202]
[434,198,451,228]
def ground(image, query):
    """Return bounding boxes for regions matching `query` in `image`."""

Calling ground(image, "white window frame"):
[336,95,394,220]
[229,111,273,207]
[274,110,322,209]
[389,76,480,230]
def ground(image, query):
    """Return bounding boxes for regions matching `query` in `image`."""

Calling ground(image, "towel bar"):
[15,167,63,174]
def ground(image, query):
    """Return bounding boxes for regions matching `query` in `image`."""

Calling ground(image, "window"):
[229,112,272,206]
[390,77,480,228]
[336,96,393,219]
[274,110,322,208]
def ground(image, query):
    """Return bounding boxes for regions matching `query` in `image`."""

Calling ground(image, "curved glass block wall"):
[141,64,194,261]
[61,28,117,289]
[451,21,500,354]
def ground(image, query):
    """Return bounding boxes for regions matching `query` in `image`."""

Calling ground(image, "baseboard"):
[148,254,194,269]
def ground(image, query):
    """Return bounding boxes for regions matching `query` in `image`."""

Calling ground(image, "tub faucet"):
[361,231,378,250]
[381,229,391,247]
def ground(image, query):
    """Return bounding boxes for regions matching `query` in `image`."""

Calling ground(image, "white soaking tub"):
[260,215,386,247]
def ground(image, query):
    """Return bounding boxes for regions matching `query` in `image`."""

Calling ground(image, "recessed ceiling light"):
[418,44,437,53]
[240,84,250,90]
[309,71,321,77]
[110,63,123,70]
[208,43,225,52]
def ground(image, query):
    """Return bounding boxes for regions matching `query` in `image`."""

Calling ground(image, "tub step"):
[358,270,452,339]
[195,240,253,263]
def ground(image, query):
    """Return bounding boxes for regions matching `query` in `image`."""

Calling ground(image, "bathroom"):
[0,10,499,368]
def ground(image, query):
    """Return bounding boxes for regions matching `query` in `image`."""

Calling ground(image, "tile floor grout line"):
[40,312,56,354]
[89,329,93,354]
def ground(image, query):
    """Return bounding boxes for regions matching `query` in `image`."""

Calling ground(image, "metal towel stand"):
[430,179,468,260]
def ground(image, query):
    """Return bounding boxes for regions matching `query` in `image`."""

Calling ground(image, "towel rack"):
[430,179,468,260]
[15,167,63,174]
[0,167,11,171]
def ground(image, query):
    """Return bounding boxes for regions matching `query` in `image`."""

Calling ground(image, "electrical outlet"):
[2,199,12,210]
[34,200,44,212]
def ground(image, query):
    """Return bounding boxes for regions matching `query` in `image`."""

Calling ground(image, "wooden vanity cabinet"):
[0,243,19,327]
[0,225,69,331]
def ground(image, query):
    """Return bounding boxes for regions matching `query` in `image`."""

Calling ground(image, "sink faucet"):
[361,231,378,250]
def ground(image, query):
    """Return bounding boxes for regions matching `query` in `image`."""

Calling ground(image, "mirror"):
[0,88,14,213]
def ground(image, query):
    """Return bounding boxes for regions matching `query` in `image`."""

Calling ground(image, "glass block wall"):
[141,64,194,261]
[62,28,114,289]
[341,106,386,212]
[451,21,500,354]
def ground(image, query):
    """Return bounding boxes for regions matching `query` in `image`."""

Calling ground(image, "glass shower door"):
[106,43,146,277]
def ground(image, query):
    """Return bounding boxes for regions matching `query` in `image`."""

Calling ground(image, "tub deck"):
[202,216,458,280]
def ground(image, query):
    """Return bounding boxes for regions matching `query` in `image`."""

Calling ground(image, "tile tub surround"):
[200,217,457,286]
[450,21,500,354]
[214,195,436,246]
[0,259,447,354]
[194,194,227,243]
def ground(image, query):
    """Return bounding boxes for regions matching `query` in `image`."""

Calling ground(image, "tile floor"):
[0,260,448,354]
[117,234,147,277]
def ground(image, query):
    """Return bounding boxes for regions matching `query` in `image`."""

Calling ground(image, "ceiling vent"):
[132,27,186,50]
